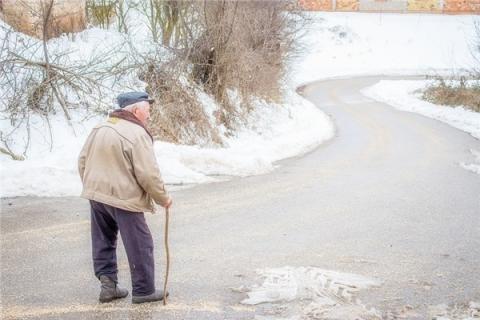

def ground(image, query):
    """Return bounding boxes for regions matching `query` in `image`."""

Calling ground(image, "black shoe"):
[99,275,129,303]
[132,290,169,304]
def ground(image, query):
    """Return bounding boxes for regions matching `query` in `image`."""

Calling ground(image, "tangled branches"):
[0,3,129,159]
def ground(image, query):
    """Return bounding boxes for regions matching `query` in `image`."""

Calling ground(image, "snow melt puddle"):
[461,149,480,175]
[240,266,382,320]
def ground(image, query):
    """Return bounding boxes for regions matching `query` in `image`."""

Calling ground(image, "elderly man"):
[78,92,172,304]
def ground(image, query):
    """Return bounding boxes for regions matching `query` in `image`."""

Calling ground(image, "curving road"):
[2,76,479,319]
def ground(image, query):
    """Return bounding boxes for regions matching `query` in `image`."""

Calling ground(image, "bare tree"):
[0,0,132,159]
[137,0,309,139]
[186,0,308,129]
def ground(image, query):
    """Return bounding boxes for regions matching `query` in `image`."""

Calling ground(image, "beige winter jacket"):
[78,116,169,213]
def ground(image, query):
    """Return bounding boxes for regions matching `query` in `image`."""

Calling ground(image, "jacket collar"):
[109,109,154,142]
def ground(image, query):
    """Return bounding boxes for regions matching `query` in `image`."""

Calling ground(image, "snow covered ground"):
[0,91,333,197]
[362,80,480,175]
[291,12,477,87]
[1,12,479,197]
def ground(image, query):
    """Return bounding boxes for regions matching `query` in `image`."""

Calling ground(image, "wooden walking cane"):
[163,206,170,305]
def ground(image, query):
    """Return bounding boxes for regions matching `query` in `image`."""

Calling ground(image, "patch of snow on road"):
[461,150,480,175]
[241,266,381,320]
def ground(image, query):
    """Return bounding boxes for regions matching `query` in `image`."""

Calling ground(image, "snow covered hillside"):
[1,12,478,197]
[291,12,478,87]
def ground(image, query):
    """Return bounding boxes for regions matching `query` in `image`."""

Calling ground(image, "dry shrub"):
[187,0,306,129]
[423,77,480,112]
[85,0,130,33]
[137,0,192,45]
[134,0,307,142]
[86,0,117,28]
[422,20,480,113]
[141,61,222,146]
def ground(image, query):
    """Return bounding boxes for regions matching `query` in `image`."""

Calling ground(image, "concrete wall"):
[298,0,480,13]
[0,0,86,39]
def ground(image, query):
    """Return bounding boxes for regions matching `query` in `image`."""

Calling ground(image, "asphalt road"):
[2,76,479,320]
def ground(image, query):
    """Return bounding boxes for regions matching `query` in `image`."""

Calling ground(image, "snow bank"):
[0,92,333,197]
[361,80,480,175]
[157,91,333,182]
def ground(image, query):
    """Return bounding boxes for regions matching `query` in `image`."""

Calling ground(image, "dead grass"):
[422,78,480,113]
[141,62,222,146]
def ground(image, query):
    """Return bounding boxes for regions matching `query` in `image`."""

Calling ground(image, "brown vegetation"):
[141,62,222,146]
[136,0,306,142]
[186,1,305,130]
[423,78,480,113]
[421,20,480,113]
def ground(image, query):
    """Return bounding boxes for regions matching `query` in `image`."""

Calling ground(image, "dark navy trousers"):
[90,200,155,296]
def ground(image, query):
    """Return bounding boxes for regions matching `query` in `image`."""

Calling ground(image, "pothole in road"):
[235,266,480,320]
